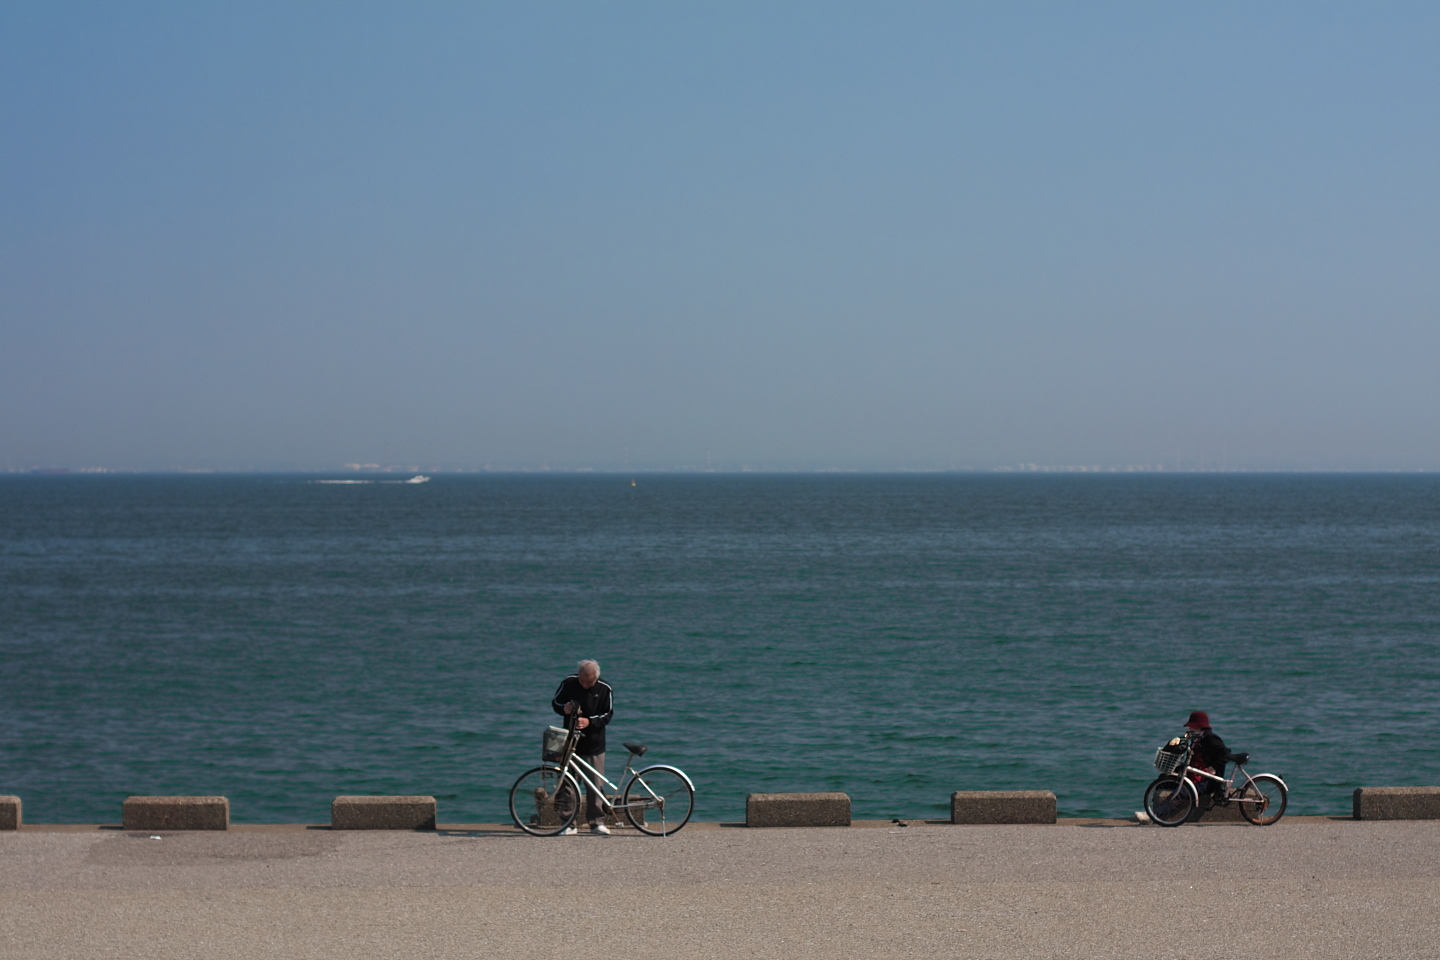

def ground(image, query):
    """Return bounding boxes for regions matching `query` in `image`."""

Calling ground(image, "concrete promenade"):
[4,818,1439,959]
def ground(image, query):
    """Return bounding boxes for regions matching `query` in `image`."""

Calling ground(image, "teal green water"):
[1,474,1437,823]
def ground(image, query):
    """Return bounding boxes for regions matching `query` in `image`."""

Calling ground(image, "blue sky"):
[2,3,1436,471]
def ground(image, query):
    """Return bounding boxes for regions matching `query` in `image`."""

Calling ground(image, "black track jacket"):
[551,675,613,756]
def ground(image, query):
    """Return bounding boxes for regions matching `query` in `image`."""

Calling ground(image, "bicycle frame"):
[1180,762,1242,803]
[563,752,635,814]
[1171,741,1285,810]
[553,723,694,815]
[1145,732,1289,827]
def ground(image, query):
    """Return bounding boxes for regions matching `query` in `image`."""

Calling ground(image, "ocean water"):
[1,474,1437,824]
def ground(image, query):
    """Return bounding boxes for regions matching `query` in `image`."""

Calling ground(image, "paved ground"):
[3,818,1439,959]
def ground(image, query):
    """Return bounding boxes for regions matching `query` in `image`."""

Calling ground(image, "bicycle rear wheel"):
[1237,774,1288,826]
[509,765,581,836]
[1144,775,1196,827]
[623,765,694,836]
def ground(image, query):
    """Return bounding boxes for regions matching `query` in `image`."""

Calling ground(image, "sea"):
[2,473,1437,824]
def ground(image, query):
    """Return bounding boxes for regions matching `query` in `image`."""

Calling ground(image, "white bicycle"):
[509,723,695,837]
[1143,731,1289,827]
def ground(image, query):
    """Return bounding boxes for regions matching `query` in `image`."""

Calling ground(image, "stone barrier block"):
[1353,786,1440,821]
[1195,800,1245,822]
[746,792,850,827]
[0,796,20,830]
[122,796,229,831]
[331,795,437,830]
[951,790,1057,824]
[1134,797,1252,825]
[604,796,641,829]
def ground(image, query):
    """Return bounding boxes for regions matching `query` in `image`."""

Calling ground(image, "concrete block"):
[526,786,567,829]
[950,790,1057,824]
[1135,796,1252,824]
[746,792,850,827]
[604,797,641,829]
[1353,786,1440,821]
[331,795,436,830]
[516,788,638,829]
[0,796,19,830]
[1195,800,1246,822]
[122,796,229,831]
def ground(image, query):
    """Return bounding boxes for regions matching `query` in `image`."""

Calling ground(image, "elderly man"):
[551,659,614,834]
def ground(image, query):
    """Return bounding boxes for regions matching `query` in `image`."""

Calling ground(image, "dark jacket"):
[551,675,613,755]
[1193,728,1228,775]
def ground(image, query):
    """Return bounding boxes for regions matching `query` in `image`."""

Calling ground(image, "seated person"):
[1184,710,1227,797]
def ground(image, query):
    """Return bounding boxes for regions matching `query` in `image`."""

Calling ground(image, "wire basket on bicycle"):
[542,725,569,763]
[1153,739,1188,775]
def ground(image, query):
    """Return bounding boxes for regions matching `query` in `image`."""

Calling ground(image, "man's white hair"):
[578,659,600,677]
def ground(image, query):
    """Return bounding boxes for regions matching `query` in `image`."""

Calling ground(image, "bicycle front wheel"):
[1144,775,1196,827]
[623,765,694,836]
[509,765,581,836]
[1237,774,1288,826]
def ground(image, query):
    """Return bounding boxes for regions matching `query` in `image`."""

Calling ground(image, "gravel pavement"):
[3,818,1438,959]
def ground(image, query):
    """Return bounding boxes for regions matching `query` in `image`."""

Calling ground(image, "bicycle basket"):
[1153,744,1186,774]
[542,725,569,762]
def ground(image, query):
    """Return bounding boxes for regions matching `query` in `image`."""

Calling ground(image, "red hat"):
[1184,711,1211,730]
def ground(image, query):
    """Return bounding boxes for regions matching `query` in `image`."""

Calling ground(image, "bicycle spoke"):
[509,765,580,836]
[623,766,694,836]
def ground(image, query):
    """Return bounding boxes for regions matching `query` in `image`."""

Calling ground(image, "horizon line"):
[6,466,1439,477]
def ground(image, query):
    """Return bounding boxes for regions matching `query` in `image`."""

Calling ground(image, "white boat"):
[405,475,430,484]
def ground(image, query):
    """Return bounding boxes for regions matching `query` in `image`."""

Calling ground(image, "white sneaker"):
[560,826,578,836]
[590,823,611,835]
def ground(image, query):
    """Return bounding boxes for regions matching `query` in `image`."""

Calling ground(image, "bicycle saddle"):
[624,742,648,756]
[1224,751,1249,765]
